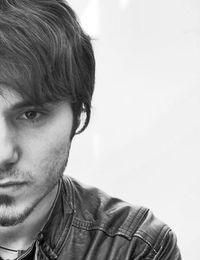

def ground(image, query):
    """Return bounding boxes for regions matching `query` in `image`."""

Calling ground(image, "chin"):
[0,207,32,227]
[0,193,43,227]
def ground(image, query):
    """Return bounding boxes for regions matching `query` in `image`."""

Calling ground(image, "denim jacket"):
[33,176,181,260]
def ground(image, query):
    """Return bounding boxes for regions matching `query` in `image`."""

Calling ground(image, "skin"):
[0,85,73,255]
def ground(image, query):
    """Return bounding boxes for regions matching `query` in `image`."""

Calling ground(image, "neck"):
[0,184,59,252]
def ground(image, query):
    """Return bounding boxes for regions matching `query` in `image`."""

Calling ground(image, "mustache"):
[0,168,33,181]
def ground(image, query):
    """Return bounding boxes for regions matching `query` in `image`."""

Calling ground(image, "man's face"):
[0,85,73,226]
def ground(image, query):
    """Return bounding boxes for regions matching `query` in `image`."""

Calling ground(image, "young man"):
[0,0,181,259]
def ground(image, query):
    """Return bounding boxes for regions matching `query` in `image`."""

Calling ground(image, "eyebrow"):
[11,100,47,110]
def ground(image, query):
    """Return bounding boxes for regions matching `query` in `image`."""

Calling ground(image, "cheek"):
[20,137,70,188]
[17,105,73,173]
[39,139,70,176]
[20,126,71,169]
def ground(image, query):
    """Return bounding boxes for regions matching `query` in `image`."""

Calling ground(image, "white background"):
[66,1,200,259]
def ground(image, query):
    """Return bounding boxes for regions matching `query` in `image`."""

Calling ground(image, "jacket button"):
[37,232,44,242]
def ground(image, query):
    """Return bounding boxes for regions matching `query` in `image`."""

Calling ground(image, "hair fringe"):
[0,0,95,136]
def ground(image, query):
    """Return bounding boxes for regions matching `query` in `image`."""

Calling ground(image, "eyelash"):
[18,110,46,123]
[22,111,41,120]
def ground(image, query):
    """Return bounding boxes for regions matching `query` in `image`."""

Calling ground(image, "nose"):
[0,120,19,172]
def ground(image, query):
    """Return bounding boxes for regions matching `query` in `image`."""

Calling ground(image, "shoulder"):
[63,176,181,259]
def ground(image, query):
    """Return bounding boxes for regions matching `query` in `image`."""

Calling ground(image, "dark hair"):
[0,0,95,136]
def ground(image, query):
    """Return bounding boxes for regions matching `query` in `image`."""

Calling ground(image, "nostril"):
[0,161,15,173]
[0,148,19,172]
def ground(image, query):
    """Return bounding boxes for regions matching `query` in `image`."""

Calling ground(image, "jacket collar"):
[36,177,74,259]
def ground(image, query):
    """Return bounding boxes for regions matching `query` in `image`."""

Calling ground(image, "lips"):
[0,182,26,188]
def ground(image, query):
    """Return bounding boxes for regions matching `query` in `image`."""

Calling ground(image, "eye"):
[22,111,41,121]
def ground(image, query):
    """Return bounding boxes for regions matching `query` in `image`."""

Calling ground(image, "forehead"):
[0,84,46,113]
[0,84,64,113]
[0,85,23,106]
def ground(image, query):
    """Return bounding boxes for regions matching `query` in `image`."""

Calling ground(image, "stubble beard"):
[0,144,70,227]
